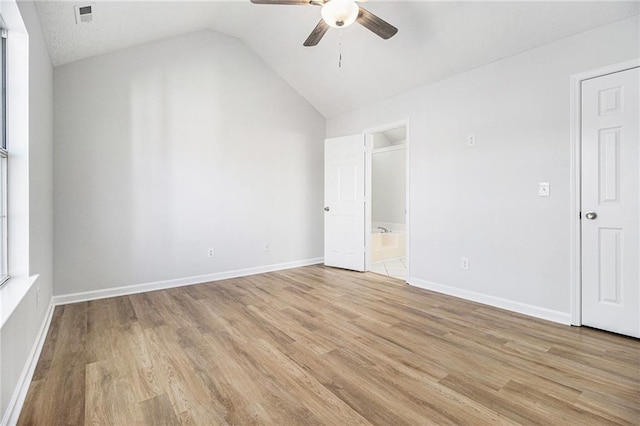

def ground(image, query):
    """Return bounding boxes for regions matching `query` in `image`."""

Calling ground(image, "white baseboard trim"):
[2,300,55,426]
[408,277,572,325]
[53,257,324,306]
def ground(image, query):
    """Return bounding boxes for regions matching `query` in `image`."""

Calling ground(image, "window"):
[0,26,7,285]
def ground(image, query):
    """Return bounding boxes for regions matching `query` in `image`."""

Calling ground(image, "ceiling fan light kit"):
[321,0,359,28]
[250,0,397,47]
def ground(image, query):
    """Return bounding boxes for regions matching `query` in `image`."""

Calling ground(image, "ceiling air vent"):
[74,4,94,24]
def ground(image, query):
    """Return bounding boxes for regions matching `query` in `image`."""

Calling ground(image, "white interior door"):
[581,67,639,337]
[324,134,366,271]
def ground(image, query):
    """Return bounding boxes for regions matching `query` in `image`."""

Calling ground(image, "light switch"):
[538,182,550,197]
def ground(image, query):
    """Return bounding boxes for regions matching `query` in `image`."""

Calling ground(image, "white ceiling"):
[34,1,639,117]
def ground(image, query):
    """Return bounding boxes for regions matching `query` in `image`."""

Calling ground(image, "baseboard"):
[408,277,572,325]
[1,300,55,426]
[53,257,324,306]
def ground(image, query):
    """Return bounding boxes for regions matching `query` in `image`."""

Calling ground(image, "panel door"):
[324,134,366,271]
[581,67,640,337]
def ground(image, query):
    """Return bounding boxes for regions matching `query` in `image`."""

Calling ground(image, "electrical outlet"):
[264,242,270,252]
[467,134,476,147]
[207,248,215,258]
[460,257,469,270]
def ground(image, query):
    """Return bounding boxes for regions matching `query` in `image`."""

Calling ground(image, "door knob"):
[324,206,330,212]
[585,211,598,220]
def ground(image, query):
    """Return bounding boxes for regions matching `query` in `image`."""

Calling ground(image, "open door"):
[324,134,366,271]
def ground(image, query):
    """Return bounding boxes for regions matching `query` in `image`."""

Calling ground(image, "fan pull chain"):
[338,29,343,68]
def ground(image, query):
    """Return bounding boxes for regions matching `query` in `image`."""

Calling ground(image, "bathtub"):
[371,228,406,262]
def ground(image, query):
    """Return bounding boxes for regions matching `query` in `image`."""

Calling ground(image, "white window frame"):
[0,25,8,286]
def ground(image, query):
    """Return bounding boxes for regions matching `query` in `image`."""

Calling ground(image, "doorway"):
[365,122,409,281]
[571,60,640,338]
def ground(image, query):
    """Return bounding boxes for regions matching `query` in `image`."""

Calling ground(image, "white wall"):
[372,147,406,225]
[27,0,54,310]
[328,16,640,319]
[54,30,325,296]
[1,0,54,419]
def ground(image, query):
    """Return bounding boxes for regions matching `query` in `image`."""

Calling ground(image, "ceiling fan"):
[250,0,398,47]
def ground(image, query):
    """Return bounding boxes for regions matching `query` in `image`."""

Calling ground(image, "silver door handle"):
[324,206,330,212]
[585,211,597,220]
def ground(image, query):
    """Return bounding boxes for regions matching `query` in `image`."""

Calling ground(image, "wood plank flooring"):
[18,265,640,425]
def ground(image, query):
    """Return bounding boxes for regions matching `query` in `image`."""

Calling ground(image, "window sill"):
[0,273,39,330]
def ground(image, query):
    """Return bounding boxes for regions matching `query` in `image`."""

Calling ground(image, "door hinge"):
[1,29,7,39]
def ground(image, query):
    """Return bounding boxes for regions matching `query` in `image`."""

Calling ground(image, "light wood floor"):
[18,265,640,425]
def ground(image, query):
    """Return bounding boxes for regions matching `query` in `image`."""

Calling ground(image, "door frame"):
[569,58,640,326]
[363,119,411,280]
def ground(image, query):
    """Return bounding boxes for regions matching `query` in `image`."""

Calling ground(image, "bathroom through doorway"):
[365,122,408,281]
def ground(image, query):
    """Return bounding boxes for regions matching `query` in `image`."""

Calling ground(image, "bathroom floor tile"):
[371,265,388,275]
[371,258,406,281]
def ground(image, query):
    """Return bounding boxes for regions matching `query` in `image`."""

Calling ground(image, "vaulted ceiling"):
[34,1,639,117]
